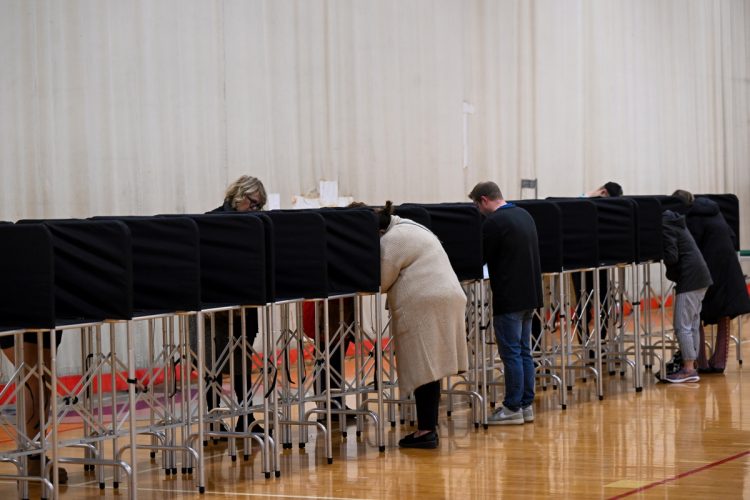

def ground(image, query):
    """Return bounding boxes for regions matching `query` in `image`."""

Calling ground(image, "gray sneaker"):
[487,405,524,425]
[522,405,534,423]
[664,368,700,384]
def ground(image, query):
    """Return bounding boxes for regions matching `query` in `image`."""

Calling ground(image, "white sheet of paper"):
[320,180,338,206]
[267,193,281,210]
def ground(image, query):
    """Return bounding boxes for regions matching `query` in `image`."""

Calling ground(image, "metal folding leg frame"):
[531,273,565,408]
[186,305,276,489]
[275,294,384,464]
[563,268,605,399]
[444,280,486,429]
[0,330,54,499]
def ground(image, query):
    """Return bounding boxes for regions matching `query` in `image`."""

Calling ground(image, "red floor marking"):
[607,449,750,499]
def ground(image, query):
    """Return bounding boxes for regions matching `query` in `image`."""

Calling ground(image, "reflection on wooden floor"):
[2,317,750,499]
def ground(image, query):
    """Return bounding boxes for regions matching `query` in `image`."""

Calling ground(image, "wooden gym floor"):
[2,316,750,499]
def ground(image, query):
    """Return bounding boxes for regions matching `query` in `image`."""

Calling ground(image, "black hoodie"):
[662,210,713,294]
[686,197,750,323]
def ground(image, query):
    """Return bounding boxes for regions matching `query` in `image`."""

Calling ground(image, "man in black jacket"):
[469,182,543,425]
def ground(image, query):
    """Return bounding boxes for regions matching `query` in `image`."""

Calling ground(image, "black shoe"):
[234,419,273,434]
[398,431,439,449]
[27,455,68,484]
[333,413,357,424]
[698,366,725,374]
[214,421,231,441]
[317,407,357,424]
[236,418,267,435]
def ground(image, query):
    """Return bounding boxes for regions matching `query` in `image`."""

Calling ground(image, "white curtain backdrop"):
[2,0,749,375]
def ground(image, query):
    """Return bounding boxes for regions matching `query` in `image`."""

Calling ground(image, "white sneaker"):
[522,405,534,423]
[487,405,524,425]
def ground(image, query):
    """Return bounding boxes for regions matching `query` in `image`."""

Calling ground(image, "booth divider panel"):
[627,196,663,263]
[409,203,483,282]
[514,200,564,274]
[94,216,202,314]
[319,208,380,295]
[267,211,328,300]
[590,198,637,265]
[20,220,134,323]
[394,205,432,229]
[188,214,268,307]
[547,199,599,270]
[0,224,56,329]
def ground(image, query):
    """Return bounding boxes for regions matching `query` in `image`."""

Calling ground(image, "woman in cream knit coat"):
[378,201,468,449]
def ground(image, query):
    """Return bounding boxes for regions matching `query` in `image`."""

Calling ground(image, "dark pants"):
[191,309,258,419]
[414,380,441,431]
[317,336,354,408]
[572,270,610,341]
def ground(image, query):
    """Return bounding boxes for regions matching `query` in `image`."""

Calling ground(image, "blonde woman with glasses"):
[192,175,268,439]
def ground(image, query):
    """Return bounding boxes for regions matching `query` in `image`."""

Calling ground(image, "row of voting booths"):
[0,210,385,499]
[0,194,743,498]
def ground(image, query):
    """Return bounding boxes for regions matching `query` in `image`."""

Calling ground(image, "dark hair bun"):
[377,200,394,231]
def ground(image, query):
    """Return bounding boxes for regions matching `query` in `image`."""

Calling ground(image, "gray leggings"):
[673,288,707,361]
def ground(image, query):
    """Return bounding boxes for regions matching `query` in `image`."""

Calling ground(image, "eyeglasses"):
[244,194,264,211]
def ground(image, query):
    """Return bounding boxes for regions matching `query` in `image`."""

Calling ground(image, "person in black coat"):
[191,175,268,436]
[674,190,750,372]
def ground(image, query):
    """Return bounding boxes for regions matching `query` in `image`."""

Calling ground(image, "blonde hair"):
[225,175,267,210]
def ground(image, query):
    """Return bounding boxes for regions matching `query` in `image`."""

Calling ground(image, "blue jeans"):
[494,310,535,412]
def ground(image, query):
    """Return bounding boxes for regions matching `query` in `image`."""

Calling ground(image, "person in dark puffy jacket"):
[673,190,750,373]
[661,209,713,383]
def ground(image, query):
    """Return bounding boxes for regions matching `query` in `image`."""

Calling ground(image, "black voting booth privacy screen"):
[246,213,276,302]
[589,198,637,265]
[697,194,740,251]
[513,200,563,274]
[546,199,599,270]
[0,224,56,330]
[402,203,483,282]
[187,214,268,307]
[17,219,134,323]
[318,208,380,295]
[626,197,663,262]
[266,211,328,301]
[394,205,432,229]
[94,216,201,313]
